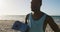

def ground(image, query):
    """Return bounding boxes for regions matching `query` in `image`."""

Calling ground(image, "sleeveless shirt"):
[27,13,46,32]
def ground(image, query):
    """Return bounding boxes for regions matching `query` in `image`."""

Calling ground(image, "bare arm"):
[25,14,30,32]
[47,16,60,32]
[25,14,29,24]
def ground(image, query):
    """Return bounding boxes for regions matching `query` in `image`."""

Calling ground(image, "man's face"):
[31,0,42,12]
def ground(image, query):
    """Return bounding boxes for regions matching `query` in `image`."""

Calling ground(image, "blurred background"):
[0,0,60,32]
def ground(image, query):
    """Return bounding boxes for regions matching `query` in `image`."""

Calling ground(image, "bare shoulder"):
[46,15,53,20]
[42,12,53,21]
[45,14,54,23]
[25,14,30,19]
[25,14,30,24]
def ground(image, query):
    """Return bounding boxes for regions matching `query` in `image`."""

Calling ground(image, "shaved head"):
[31,0,42,12]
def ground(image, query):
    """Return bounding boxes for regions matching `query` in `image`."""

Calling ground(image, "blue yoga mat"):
[12,21,29,32]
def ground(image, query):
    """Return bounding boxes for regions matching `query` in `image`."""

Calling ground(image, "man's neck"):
[32,11,42,15]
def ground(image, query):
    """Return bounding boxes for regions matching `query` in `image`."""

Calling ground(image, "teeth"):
[32,11,34,14]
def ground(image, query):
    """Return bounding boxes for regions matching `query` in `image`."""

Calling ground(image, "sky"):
[0,0,60,16]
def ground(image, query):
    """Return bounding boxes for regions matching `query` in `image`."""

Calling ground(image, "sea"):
[0,15,60,24]
[0,15,60,32]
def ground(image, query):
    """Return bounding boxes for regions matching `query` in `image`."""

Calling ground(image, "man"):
[25,0,60,32]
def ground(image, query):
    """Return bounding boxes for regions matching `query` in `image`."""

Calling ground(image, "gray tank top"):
[27,13,46,32]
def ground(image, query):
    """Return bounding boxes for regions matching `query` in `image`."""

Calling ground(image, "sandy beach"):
[0,20,60,32]
[0,15,60,32]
